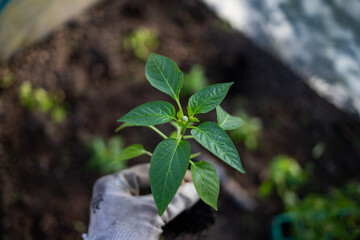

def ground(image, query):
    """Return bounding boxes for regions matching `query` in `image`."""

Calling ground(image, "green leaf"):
[191,121,244,173]
[189,116,200,122]
[114,144,147,162]
[188,82,233,116]
[191,161,220,210]
[177,110,183,119]
[216,106,243,130]
[259,180,273,198]
[150,138,191,215]
[145,53,183,100]
[115,123,136,132]
[117,101,175,126]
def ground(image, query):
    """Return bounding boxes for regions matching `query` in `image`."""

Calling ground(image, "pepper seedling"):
[116,53,244,215]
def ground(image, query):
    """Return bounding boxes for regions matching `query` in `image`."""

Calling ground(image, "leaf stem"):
[189,159,195,165]
[145,151,153,157]
[170,121,179,129]
[177,127,182,139]
[190,152,201,159]
[170,121,182,139]
[148,126,167,139]
[183,135,194,139]
[176,98,184,117]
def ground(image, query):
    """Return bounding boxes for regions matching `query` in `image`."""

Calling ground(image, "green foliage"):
[312,142,325,159]
[117,101,175,126]
[150,138,191,215]
[191,121,244,173]
[230,110,262,151]
[51,106,67,123]
[263,156,360,239]
[116,53,244,215]
[115,123,135,132]
[19,81,67,123]
[191,161,220,210]
[114,144,147,162]
[187,82,233,116]
[290,183,360,240]
[87,136,127,174]
[145,53,183,101]
[216,105,243,130]
[259,155,307,208]
[182,65,208,96]
[124,28,159,60]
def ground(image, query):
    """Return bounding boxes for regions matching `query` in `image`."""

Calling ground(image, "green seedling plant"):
[262,156,360,239]
[87,136,128,174]
[230,110,262,151]
[19,81,67,123]
[115,53,244,215]
[182,64,208,96]
[271,181,360,240]
[124,28,159,60]
[289,182,360,240]
[259,155,307,208]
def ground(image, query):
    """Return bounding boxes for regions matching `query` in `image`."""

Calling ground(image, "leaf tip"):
[157,206,166,216]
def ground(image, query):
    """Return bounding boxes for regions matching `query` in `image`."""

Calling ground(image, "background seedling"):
[115,53,244,215]
[259,155,307,208]
[289,182,360,240]
[261,155,360,239]
[124,28,159,60]
[230,110,262,151]
[87,136,127,174]
[19,81,68,123]
[182,64,208,96]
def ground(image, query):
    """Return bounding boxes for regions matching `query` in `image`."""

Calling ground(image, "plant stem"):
[145,151,153,157]
[181,126,187,138]
[177,127,182,139]
[170,121,179,129]
[190,152,201,159]
[189,159,195,165]
[148,126,167,139]
[183,135,194,139]
[176,98,184,117]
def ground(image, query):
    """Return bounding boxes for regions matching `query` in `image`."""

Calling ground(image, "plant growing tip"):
[182,115,188,122]
[116,53,244,215]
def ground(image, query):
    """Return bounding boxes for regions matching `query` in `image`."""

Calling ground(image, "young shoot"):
[115,53,244,215]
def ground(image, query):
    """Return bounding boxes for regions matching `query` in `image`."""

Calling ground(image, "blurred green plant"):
[87,136,127,174]
[259,155,307,208]
[290,182,360,240]
[19,81,67,123]
[182,65,208,96]
[312,141,325,159]
[230,110,262,151]
[262,156,360,239]
[123,28,159,60]
[73,220,87,233]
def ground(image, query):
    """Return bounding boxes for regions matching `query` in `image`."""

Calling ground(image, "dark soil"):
[1,0,360,239]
